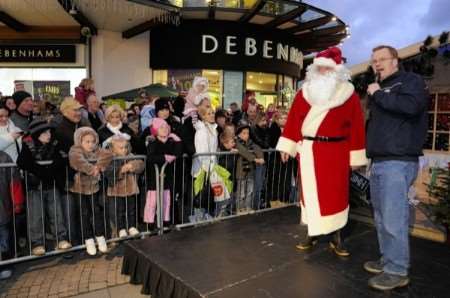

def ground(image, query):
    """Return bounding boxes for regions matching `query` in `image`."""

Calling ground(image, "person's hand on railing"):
[120,163,134,174]
[230,148,238,153]
[164,154,176,163]
[254,158,265,165]
[92,165,101,177]
[280,152,290,163]
[10,132,23,140]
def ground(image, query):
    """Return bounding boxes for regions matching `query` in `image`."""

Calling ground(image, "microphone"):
[374,72,380,84]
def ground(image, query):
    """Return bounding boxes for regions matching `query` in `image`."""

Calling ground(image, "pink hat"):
[313,47,343,68]
[151,118,170,136]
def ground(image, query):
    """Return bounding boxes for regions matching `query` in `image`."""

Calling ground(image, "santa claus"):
[276,47,367,256]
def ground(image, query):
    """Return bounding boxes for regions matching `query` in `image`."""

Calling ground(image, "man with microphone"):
[365,45,428,290]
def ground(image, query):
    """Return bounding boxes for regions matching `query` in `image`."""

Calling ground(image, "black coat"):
[97,123,144,154]
[268,123,282,149]
[17,138,66,191]
[52,115,88,155]
[366,70,428,160]
[251,125,270,149]
[146,138,183,190]
[0,152,14,225]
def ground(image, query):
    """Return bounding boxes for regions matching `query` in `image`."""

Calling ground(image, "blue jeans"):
[0,223,10,255]
[253,165,266,210]
[370,160,418,276]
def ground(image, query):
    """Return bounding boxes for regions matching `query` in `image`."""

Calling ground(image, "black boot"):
[329,230,350,257]
[296,235,318,251]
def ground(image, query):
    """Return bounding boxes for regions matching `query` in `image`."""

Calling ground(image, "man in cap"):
[277,47,367,256]
[10,91,33,131]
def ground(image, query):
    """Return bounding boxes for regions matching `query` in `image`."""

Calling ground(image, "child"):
[105,135,144,238]
[216,132,238,217]
[144,118,182,226]
[69,127,112,255]
[17,119,72,256]
[235,123,265,214]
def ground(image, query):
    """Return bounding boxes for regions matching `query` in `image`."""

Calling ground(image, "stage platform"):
[121,207,450,298]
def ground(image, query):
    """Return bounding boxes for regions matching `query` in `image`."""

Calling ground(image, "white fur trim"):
[313,57,337,68]
[302,81,354,112]
[300,140,349,236]
[276,136,298,157]
[350,149,368,166]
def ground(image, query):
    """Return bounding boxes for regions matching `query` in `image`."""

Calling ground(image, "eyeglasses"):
[370,57,394,65]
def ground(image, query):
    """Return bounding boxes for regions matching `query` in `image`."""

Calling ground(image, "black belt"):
[303,136,346,142]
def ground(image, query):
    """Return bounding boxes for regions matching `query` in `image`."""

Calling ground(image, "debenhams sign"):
[150,20,304,77]
[0,45,76,63]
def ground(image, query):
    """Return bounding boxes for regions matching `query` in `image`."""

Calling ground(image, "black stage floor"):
[122,207,450,298]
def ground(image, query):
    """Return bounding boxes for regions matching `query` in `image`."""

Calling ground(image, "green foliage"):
[427,167,450,226]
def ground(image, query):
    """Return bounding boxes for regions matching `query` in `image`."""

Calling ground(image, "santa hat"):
[150,118,170,136]
[313,47,343,69]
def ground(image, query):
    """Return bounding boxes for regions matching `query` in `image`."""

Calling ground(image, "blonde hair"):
[79,78,94,90]
[272,109,288,123]
[105,104,126,123]
[197,106,214,121]
[110,135,131,155]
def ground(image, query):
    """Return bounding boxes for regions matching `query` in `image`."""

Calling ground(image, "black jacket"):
[17,138,66,191]
[366,71,428,161]
[146,137,183,190]
[268,122,282,149]
[97,123,144,154]
[251,125,270,149]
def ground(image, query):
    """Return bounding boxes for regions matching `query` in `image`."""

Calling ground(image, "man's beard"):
[305,70,339,106]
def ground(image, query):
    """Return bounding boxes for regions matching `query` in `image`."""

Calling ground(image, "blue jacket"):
[366,71,428,161]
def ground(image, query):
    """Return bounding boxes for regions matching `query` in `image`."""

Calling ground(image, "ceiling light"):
[249,75,253,79]
[69,3,77,15]
[258,80,263,84]
[331,16,337,21]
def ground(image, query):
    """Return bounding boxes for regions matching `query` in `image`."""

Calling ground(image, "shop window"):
[425,93,450,151]
[202,69,223,109]
[246,71,277,109]
[153,70,168,85]
[281,76,294,108]
[223,71,243,109]
[0,68,86,104]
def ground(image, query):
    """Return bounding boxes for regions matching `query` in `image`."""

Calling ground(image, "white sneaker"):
[32,246,46,256]
[0,269,12,280]
[96,236,108,253]
[128,227,140,236]
[119,229,128,238]
[57,240,72,250]
[85,238,97,256]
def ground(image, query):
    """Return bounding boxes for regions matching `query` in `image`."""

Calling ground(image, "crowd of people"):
[0,77,297,279]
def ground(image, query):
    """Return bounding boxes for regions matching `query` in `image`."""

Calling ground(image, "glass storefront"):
[153,69,297,109]
[0,68,87,104]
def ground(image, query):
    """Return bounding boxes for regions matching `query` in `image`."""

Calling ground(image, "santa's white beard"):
[305,71,338,106]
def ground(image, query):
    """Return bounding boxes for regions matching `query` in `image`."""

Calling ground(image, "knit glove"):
[164,154,176,163]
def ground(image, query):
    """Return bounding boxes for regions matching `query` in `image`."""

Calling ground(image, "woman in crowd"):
[0,103,22,162]
[98,105,143,154]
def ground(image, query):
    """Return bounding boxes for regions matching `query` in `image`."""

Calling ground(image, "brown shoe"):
[296,236,318,250]
[329,230,350,257]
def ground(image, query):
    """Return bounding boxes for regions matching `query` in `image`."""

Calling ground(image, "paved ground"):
[0,244,144,298]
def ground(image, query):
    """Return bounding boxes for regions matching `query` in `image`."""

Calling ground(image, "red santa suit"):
[276,48,367,236]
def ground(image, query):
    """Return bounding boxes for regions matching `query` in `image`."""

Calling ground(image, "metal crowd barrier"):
[0,150,299,266]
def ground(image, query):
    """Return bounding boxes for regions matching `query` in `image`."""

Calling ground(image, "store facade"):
[151,20,303,108]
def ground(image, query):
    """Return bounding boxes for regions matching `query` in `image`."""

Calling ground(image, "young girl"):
[69,127,112,255]
[104,135,144,238]
[144,118,182,226]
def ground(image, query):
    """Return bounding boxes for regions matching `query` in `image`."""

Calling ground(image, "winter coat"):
[146,137,182,190]
[87,111,104,131]
[0,152,15,225]
[104,157,144,197]
[52,115,89,155]
[69,129,113,195]
[367,70,428,161]
[74,87,95,108]
[251,125,270,149]
[10,111,31,132]
[192,121,218,177]
[0,120,22,162]
[17,137,66,191]
[217,145,237,179]
[235,138,263,179]
[97,123,144,154]
[268,122,282,149]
